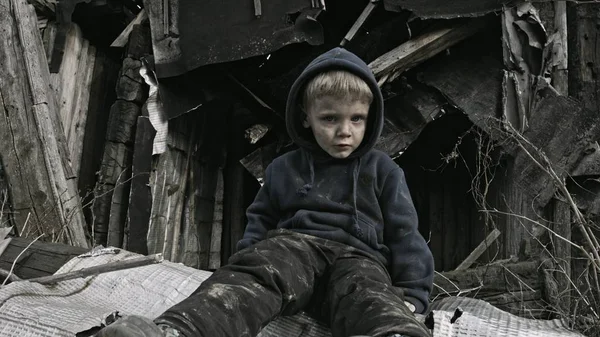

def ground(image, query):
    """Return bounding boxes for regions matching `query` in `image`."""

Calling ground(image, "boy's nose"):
[337,122,351,137]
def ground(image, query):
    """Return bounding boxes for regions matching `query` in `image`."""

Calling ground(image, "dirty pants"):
[156,230,431,337]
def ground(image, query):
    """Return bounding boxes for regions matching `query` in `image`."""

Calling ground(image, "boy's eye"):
[351,116,365,122]
[322,116,335,122]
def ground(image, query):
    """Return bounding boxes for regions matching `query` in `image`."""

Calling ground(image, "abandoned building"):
[0,0,599,336]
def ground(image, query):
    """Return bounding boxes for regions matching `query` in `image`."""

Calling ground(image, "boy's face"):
[303,95,369,159]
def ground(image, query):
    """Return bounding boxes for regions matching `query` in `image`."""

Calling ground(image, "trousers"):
[156,229,431,337]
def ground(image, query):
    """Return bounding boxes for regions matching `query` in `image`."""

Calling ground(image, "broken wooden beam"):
[369,18,488,85]
[340,0,379,47]
[455,228,501,271]
[111,9,148,48]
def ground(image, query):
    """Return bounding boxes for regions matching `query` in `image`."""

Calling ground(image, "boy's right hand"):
[95,316,166,337]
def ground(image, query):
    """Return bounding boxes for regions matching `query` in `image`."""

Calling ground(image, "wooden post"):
[552,1,568,95]
[567,2,600,314]
[221,106,249,263]
[0,0,88,247]
[551,197,572,316]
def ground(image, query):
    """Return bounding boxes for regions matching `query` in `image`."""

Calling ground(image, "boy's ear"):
[302,113,310,128]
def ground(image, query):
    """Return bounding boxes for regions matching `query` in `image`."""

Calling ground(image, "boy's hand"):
[95,316,166,337]
[403,301,416,313]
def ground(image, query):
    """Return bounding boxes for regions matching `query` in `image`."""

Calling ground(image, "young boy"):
[99,48,434,337]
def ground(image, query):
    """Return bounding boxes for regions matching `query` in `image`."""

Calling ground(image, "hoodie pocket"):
[356,217,381,246]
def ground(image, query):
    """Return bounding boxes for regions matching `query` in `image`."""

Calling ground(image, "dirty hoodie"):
[237,47,434,313]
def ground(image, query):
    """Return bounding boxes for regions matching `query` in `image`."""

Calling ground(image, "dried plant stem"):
[501,121,600,291]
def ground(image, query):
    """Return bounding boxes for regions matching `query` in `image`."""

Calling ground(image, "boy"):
[99,48,434,337]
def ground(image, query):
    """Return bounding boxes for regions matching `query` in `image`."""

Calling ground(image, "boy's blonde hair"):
[303,70,373,110]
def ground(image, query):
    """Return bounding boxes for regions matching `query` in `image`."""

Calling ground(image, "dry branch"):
[20,254,163,285]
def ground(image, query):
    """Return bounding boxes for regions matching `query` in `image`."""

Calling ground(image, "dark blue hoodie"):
[237,48,434,313]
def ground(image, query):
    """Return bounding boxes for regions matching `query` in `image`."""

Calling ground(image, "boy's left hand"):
[403,301,416,313]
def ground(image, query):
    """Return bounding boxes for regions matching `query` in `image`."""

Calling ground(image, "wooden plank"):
[0,238,12,259]
[208,167,224,270]
[0,227,12,240]
[0,0,88,247]
[147,114,193,261]
[455,229,501,271]
[50,23,83,131]
[221,112,248,263]
[0,237,88,279]
[116,58,146,104]
[78,50,120,210]
[93,101,139,246]
[68,43,97,176]
[369,19,488,85]
[340,1,379,46]
[552,1,568,95]
[551,197,571,315]
[111,9,148,47]
[126,116,155,254]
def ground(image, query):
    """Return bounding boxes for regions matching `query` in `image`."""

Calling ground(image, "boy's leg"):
[156,230,337,337]
[324,252,431,337]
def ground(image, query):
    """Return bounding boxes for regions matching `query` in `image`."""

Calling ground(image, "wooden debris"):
[340,0,379,47]
[125,116,155,255]
[0,227,12,241]
[209,168,224,270]
[433,260,549,318]
[0,268,22,283]
[94,25,150,247]
[369,18,488,85]
[93,100,139,246]
[245,124,271,144]
[550,197,572,314]
[0,237,88,280]
[147,114,194,261]
[47,22,98,176]
[455,228,501,271]
[21,254,163,285]
[253,0,262,18]
[551,1,568,95]
[111,9,148,47]
[0,0,88,247]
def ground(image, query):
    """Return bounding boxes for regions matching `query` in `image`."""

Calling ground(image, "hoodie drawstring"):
[296,151,364,240]
[352,158,363,239]
[297,150,314,196]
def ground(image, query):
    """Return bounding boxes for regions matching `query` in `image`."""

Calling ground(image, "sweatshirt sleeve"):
[236,164,280,252]
[380,167,434,313]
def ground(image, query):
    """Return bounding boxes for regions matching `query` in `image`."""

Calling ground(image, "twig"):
[19,254,163,285]
[1,234,43,286]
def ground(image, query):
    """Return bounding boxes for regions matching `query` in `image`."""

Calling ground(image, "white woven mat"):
[0,250,585,337]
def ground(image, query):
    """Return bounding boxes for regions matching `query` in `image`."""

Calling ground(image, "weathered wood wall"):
[0,0,88,247]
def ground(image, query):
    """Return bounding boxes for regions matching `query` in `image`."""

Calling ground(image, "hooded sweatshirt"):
[237,47,434,313]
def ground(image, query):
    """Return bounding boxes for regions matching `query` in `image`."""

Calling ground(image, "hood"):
[285,47,385,159]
